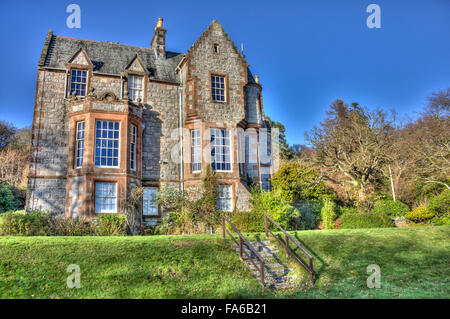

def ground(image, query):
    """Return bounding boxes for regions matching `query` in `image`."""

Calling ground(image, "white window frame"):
[210,128,231,172]
[69,69,87,97]
[143,187,159,216]
[95,182,117,213]
[130,125,137,171]
[191,129,201,173]
[128,75,143,102]
[211,75,225,102]
[95,120,120,168]
[216,185,232,212]
[74,121,85,168]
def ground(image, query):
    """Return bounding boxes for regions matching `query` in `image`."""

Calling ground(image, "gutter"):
[176,57,186,193]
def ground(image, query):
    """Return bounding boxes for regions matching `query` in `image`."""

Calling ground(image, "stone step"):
[232,239,302,290]
[251,267,294,277]
[235,244,278,253]
[247,261,290,270]
[263,274,298,284]
[269,281,300,290]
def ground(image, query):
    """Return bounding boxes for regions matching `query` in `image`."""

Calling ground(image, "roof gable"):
[126,54,146,73]
[185,20,247,66]
[68,48,93,67]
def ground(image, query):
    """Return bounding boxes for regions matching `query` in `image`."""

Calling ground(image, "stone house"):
[27,18,274,226]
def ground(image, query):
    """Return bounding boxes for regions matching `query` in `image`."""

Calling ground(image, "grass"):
[0,225,449,298]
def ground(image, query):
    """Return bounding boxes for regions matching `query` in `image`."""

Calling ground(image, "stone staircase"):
[235,240,299,290]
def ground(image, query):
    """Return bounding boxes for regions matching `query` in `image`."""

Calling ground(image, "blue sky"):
[0,0,449,145]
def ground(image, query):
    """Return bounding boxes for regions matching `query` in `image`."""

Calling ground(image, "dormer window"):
[128,75,143,102]
[70,69,87,97]
[213,43,220,54]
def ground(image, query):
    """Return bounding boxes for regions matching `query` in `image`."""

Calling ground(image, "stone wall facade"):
[27,19,272,225]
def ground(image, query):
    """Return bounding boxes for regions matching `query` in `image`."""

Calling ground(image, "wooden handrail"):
[264,213,315,285]
[222,215,265,285]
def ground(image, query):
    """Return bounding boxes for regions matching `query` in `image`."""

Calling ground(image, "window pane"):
[211,75,225,102]
[216,185,232,211]
[210,128,231,171]
[143,187,158,216]
[95,120,120,167]
[95,182,117,213]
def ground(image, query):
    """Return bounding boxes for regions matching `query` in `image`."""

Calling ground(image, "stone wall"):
[28,69,69,215]
[142,81,180,182]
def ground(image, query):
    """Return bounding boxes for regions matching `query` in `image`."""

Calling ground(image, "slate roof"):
[40,32,184,83]
[38,29,258,86]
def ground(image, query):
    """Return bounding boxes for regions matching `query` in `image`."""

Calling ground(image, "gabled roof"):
[38,21,258,85]
[185,20,247,66]
[39,31,184,83]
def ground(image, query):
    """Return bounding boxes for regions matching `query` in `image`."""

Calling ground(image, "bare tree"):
[306,99,394,207]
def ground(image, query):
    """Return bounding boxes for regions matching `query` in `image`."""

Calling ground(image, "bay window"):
[95,182,117,213]
[95,120,120,167]
[211,128,231,171]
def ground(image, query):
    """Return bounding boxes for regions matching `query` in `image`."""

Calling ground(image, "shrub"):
[372,199,409,217]
[428,189,450,217]
[156,167,221,235]
[321,199,337,229]
[430,216,450,226]
[51,216,94,236]
[339,212,394,229]
[0,183,23,214]
[250,187,301,230]
[0,210,51,235]
[337,205,360,217]
[293,201,321,230]
[405,207,435,223]
[271,162,334,203]
[95,214,127,235]
[230,211,265,233]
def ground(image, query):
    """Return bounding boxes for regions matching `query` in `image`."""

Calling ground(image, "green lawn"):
[0,226,449,298]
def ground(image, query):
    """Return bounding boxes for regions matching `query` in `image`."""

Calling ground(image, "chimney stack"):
[151,17,166,59]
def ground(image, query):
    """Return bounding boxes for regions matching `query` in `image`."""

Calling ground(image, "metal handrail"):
[264,213,315,285]
[222,215,265,285]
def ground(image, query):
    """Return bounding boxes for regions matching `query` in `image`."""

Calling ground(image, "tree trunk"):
[388,164,396,201]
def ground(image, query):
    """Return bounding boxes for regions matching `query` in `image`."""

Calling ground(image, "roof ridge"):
[54,35,183,55]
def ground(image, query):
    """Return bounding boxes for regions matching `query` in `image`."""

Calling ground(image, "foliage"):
[430,216,450,226]
[156,167,220,234]
[293,201,321,230]
[427,189,450,217]
[250,187,301,230]
[271,162,334,203]
[306,99,395,209]
[0,123,31,188]
[321,199,337,229]
[339,212,394,229]
[372,199,409,217]
[405,207,435,223]
[121,186,144,235]
[51,216,94,236]
[95,214,127,236]
[337,205,360,217]
[0,182,23,214]
[230,211,265,233]
[0,210,51,235]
